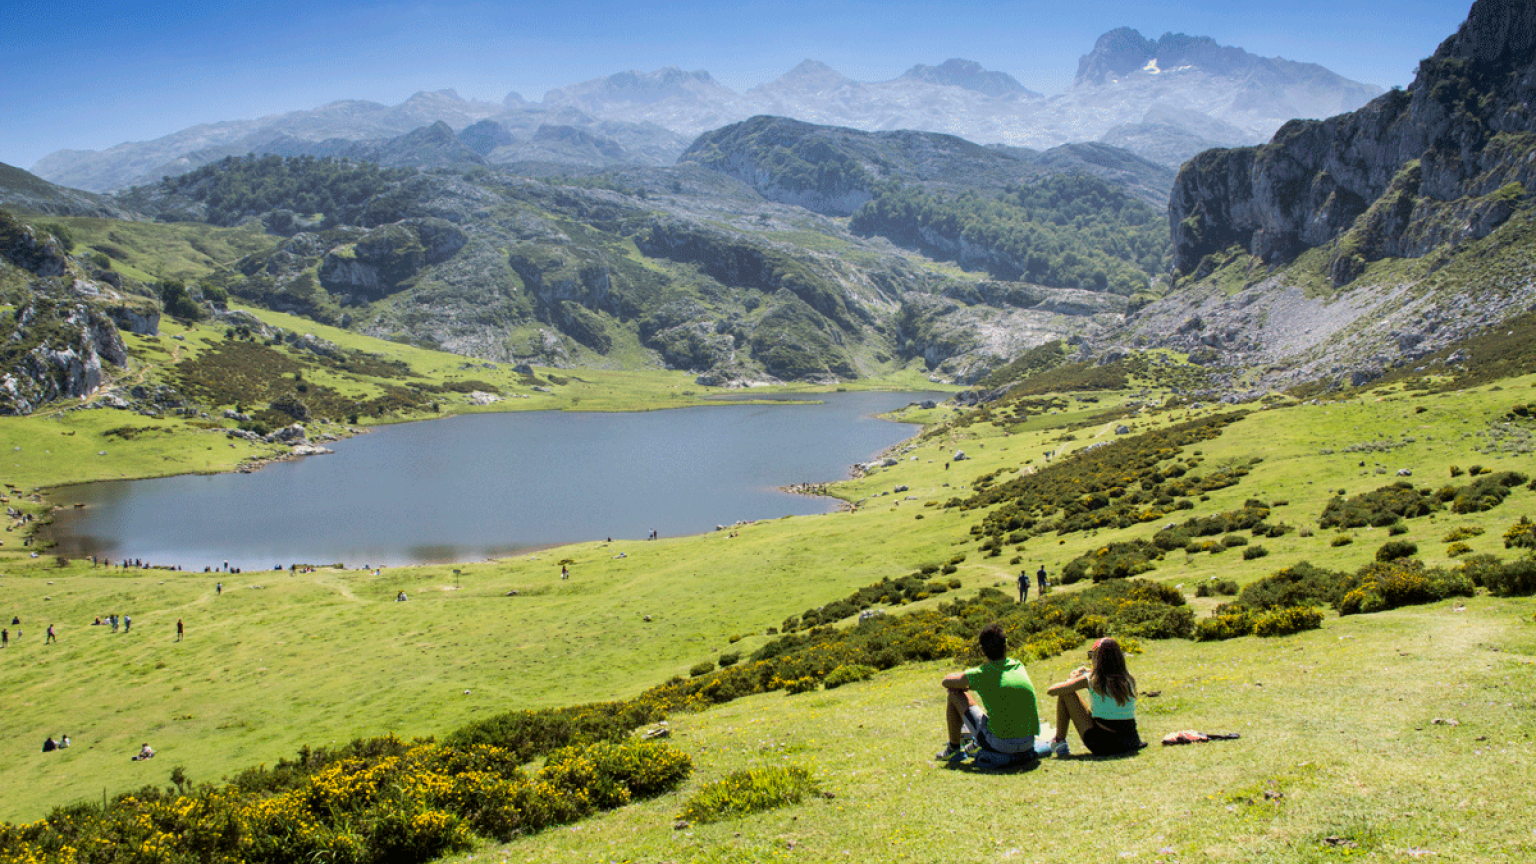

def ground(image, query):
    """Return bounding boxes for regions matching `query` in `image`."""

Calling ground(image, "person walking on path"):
[176,619,183,642]
[216,582,222,596]
[1036,564,1049,595]
[45,624,56,644]
[1016,570,1030,603]
[2,628,8,648]
[123,615,131,634]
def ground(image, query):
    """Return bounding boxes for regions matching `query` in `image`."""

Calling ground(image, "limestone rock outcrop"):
[1170,0,1536,284]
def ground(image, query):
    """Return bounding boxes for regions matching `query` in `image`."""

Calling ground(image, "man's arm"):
[941,671,970,691]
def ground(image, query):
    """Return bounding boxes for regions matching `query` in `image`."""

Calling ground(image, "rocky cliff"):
[0,211,130,414]
[1170,0,1536,284]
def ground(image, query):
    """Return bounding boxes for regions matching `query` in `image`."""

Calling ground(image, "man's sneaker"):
[936,742,966,761]
[1051,740,1071,758]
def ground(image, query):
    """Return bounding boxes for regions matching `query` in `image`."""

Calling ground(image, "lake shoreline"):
[39,391,943,570]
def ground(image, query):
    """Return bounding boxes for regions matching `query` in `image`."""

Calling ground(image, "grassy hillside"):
[0,352,1531,864]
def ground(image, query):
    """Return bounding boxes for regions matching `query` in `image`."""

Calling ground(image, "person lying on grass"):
[1045,636,1143,758]
[937,622,1039,766]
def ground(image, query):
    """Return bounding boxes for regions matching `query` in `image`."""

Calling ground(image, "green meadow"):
[0,321,1533,861]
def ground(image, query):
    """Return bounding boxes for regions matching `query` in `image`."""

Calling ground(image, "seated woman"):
[1044,636,1143,757]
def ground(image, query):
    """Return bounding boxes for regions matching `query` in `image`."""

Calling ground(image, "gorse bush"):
[680,765,820,824]
[822,664,877,689]
[1060,539,1163,583]
[1502,515,1536,549]
[1252,606,1324,637]
[0,738,691,864]
[1339,559,1475,615]
[1195,609,1255,641]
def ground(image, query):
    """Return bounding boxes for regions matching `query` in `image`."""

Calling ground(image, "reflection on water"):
[49,391,942,570]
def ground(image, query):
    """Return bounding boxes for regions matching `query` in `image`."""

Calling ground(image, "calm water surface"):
[49,391,940,570]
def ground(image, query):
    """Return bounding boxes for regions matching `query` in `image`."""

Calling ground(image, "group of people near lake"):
[939,623,1141,769]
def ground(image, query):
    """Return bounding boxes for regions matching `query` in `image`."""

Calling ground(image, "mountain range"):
[3,0,1533,419]
[29,28,1380,193]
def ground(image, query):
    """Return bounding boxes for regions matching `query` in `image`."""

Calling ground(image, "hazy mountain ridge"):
[29,29,1381,192]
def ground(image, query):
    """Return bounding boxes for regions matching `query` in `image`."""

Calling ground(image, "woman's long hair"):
[1089,637,1136,706]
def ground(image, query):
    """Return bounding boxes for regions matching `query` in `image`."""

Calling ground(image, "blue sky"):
[2,0,1475,171]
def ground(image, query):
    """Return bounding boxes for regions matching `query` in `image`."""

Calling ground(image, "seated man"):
[938,622,1040,767]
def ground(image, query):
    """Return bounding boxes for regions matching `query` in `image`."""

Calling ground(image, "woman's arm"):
[1045,669,1090,697]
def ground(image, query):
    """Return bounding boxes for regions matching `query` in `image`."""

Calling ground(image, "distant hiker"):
[110,614,118,632]
[1045,636,1143,758]
[216,582,222,596]
[561,564,569,580]
[396,591,407,602]
[42,737,57,753]
[123,615,131,633]
[176,619,183,642]
[1036,565,1048,594]
[45,624,56,644]
[937,622,1040,768]
[2,628,7,648]
[1017,570,1029,603]
[133,743,155,761]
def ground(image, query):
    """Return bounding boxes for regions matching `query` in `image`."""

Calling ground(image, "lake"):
[46,391,941,570]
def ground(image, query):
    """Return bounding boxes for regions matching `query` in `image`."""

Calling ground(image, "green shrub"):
[1195,578,1240,598]
[718,652,740,668]
[1446,542,1473,557]
[689,661,715,677]
[1458,553,1504,587]
[680,765,819,823]
[1331,534,1354,547]
[1388,521,1410,536]
[1375,540,1419,562]
[1222,533,1250,548]
[1319,482,1438,529]
[1242,545,1269,560]
[1483,557,1536,597]
[1444,525,1485,542]
[1450,471,1528,514]
[1238,562,1347,610]
[1253,606,1323,637]
[823,664,877,689]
